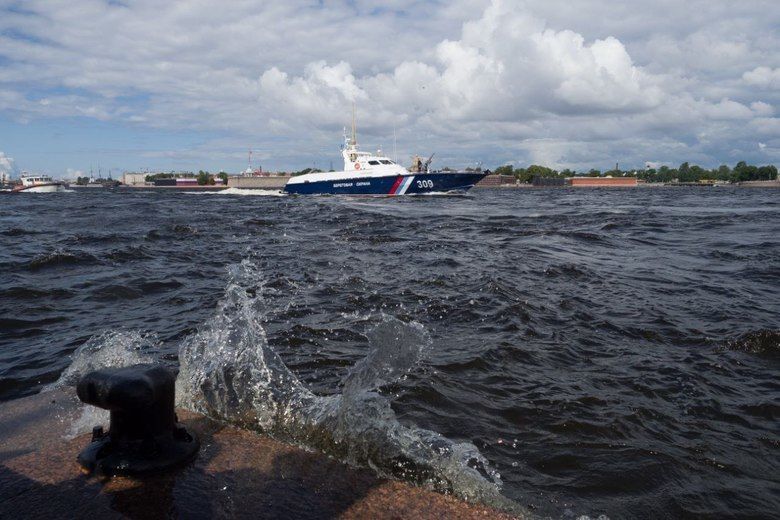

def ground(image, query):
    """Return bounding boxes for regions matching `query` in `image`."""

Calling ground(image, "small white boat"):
[13,174,65,193]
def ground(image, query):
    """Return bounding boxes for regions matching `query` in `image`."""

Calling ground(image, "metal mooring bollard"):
[76,364,200,477]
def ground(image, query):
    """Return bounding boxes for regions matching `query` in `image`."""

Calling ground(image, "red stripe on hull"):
[388,175,403,195]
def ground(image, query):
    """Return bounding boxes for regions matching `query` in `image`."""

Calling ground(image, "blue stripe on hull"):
[284,172,488,195]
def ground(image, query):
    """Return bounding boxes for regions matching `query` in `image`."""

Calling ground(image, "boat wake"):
[47,259,512,509]
[186,188,285,196]
[416,190,470,197]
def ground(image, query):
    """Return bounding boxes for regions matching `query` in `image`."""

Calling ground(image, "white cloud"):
[261,5,667,125]
[749,118,780,136]
[702,98,754,120]
[260,61,368,126]
[0,151,17,178]
[750,101,775,117]
[0,0,778,170]
[743,67,780,89]
[63,168,86,180]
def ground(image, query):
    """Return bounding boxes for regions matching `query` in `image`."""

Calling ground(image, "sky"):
[0,0,779,177]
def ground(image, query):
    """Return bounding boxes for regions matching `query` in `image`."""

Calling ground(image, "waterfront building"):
[122,172,148,186]
[569,177,638,187]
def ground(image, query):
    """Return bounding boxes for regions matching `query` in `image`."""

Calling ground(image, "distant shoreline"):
[4,178,779,194]
[475,178,780,189]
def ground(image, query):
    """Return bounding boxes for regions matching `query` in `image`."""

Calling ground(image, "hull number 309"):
[416,179,434,189]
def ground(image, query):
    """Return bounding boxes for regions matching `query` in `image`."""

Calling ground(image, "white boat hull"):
[14,183,65,193]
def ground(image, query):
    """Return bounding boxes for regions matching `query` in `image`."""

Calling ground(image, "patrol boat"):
[13,174,65,193]
[284,121,489,196]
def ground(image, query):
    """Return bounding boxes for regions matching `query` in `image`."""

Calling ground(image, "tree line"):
[145,171,229,185]
[491,161,778,184]
[288,168,323,177]
[73,176,120,186]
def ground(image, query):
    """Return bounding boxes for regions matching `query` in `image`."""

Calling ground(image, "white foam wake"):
[185,187,285,196]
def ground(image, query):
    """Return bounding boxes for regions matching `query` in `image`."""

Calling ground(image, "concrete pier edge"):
[0,389,524,519]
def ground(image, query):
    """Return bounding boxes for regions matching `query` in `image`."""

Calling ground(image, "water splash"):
[44,260,513,508]
[176,259,507,504]
[46,330,158,390]
[45,330,158,438]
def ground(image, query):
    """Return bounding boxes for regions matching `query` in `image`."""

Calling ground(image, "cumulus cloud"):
[262,4,667,124]
[260,61,369,127]
[248,1,778,168]
[743,67,780,89]
[749,117,780,136]
[0,151,17,178]
[63,168,87,180]
[0,0,778,170]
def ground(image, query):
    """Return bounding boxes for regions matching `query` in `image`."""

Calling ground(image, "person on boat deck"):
[411,156,423,173]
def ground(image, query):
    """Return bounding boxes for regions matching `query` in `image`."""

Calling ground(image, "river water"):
[1,187,778,518]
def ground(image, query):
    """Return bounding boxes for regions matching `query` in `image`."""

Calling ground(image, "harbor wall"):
[569,177,638,187]
[475,174,516,187]
[0,390,519,519]
[228,176,291,189]
[738,180,780,187]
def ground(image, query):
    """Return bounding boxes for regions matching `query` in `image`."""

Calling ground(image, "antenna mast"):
[393,125,397,163]
[351,102,356,146]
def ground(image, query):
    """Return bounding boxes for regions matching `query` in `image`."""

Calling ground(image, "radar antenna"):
[423,153,435,173]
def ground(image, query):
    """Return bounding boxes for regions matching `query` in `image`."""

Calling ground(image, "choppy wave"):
[171,224,199,234]
[10,187,779,519]
[28,249,100,270]
[0,316,67,330]
[106,245,155,262]
[0,286,73,300]
[2,227,43,236]
[721,329,780,358]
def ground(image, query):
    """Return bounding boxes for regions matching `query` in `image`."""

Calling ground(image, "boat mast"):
[343,103,360,168]
[351,102,356,146]
[393,125,397,163]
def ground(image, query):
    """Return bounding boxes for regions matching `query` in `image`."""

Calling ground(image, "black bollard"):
[76,364,200,477]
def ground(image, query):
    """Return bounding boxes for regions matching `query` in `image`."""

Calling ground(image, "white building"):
[122,172,148,186]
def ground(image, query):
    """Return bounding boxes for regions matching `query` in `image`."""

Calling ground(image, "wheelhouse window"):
[368,160,380,165]
[380,160,393,164]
